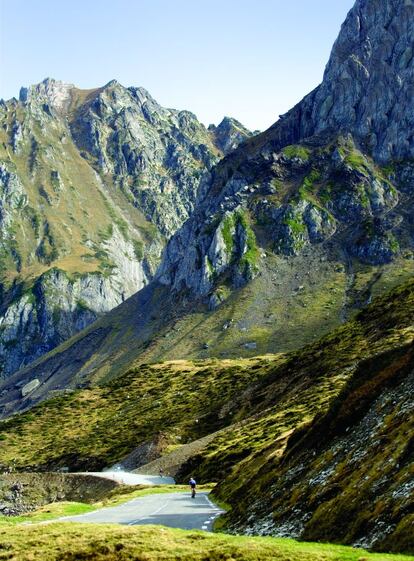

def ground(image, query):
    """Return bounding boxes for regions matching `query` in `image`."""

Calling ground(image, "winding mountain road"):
[84,471,175,486]
[63,491,224,531]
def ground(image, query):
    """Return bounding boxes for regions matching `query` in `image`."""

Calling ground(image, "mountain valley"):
[0,0,413,559]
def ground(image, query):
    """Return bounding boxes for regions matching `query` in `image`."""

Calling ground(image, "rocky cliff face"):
[157,0,414,305]
[0,234,148,377]
[229,0,414,164]
[208,117,254,155]
[68,80,219,237]
[0,78,251,377]
[157,133,411,311]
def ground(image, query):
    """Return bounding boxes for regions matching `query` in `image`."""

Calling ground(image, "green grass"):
[236,209,260,271]
[337,140,369,174]
[0,523,411,561]
[299,169,322,199]
[282,144,312,161]
[284,215,307,235]
[0,502,95,526]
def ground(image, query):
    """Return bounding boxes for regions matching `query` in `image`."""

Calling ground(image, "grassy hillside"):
[216,345,413,553]
[0,355,286,470]
[1,279,413,477]
[0,523,411,561]
[0,279,412,554]
[173,278,414,483]
[0,99,156,289]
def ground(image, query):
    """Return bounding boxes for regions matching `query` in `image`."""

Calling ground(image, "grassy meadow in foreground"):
[0,523,413,561]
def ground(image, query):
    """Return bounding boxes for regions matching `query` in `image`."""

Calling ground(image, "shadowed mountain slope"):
[1,0,414,417]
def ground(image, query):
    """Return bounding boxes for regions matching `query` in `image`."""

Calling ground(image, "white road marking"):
[204,496,215,508]
[127,500,170,525]
[57,491,223,532]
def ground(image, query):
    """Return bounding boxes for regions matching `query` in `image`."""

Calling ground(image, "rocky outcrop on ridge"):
[0,78,251,377]
[222,0,414,165]
[209,117,254,155]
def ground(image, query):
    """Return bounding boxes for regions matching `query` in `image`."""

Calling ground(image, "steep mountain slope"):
[214,341,414,553]
[208,117,255,155]
[0,278,412,553]
[1,0,414,415]
[0,79,251,377]
[215,0,414,168]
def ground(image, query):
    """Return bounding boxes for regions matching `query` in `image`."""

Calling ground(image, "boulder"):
[21,379,41,397]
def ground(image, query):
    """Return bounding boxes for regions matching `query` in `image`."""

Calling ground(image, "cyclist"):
[189,477,197,498]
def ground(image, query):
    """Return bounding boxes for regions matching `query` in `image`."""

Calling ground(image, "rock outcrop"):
[156,134,407,308]
[231,0,414,164]
[209,117,253,155]
[69,80,220,237]
[0,244,147,377]
[0,78,250,377]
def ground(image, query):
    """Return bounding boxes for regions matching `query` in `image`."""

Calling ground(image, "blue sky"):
[0,0,354,131]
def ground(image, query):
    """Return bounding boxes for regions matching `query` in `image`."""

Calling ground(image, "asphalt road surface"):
[63,491,224,531]
[84,471,175,485]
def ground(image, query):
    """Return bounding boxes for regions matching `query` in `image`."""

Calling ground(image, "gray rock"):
[21,378,40,397]
[0,233,150,377]
[0,77,252,377]
[257,0,414,164]
[209,117,253,154]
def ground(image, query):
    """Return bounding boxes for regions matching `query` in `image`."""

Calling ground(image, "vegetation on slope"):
[1,279,413,478]
[0,279,412,553]
[0,523,411,561]
[206,281,414,553]
[0,356,286,470]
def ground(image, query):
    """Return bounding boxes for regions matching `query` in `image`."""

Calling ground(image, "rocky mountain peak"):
[209,116,253,154]
[19,77,75,112]
[102,79,121,89]
[244,0,414,164]
[313,0,414,162]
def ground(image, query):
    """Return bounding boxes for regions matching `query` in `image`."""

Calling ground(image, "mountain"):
[208,117,255,155]
[0,79,251,377]
[1,0,413,417]
[0,0,413,555]
[1,276,412,553]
